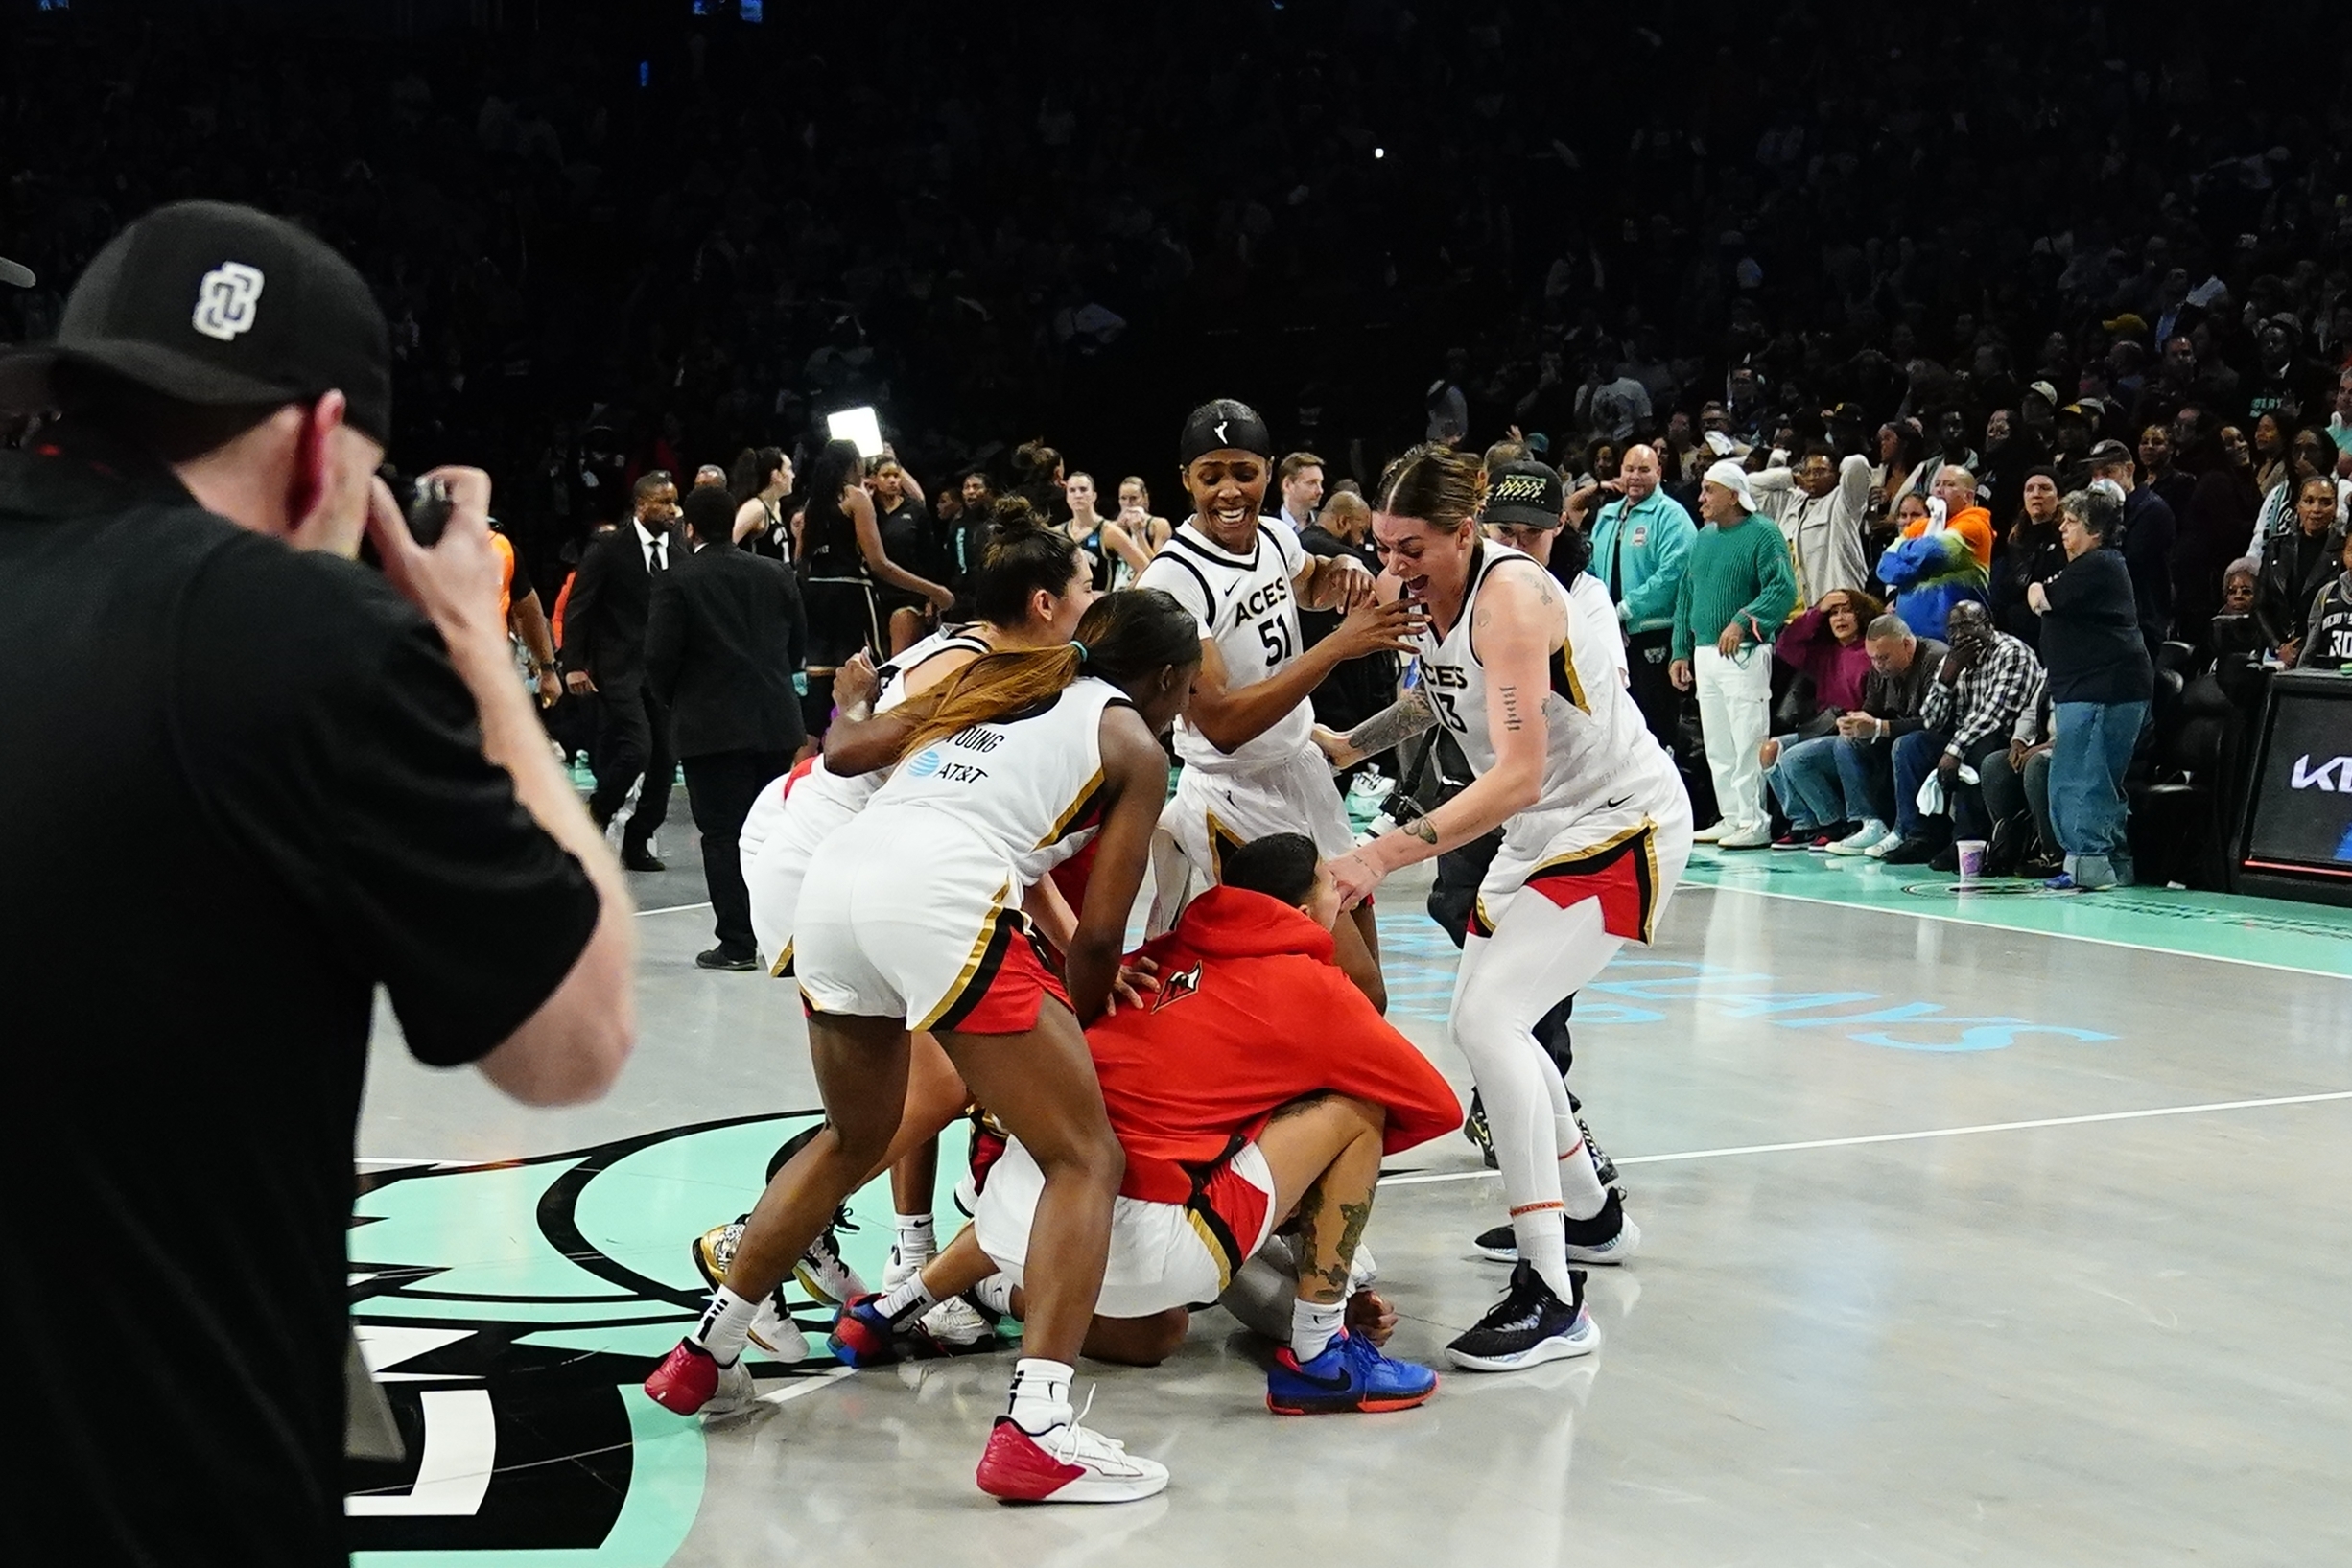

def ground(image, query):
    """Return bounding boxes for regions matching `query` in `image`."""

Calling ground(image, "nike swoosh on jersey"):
[1603,795,1632,810]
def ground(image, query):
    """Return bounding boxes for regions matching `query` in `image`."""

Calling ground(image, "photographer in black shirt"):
[0,201,637,1566]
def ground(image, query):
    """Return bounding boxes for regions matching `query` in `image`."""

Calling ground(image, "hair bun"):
[987,495,1049,535]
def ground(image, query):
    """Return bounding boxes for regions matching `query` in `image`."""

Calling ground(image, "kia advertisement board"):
[2244,673,2352,892]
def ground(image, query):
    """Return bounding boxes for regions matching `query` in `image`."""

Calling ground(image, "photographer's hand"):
[365,470,506,670]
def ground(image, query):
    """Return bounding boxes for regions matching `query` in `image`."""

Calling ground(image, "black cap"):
[2086,438,2134,467]
[1178,398,1273,466]
[0,200,391,444]
[1482,460,1564,528]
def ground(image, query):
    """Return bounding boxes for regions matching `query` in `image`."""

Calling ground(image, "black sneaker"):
[1463,1095,1498,1170]
[696,946,759,971]
[1562,1188,1641,1265]
[622,847,667,873]
[1577,1115,1619,1186]
[1472,1223,1517,1262]
[1446,1261,1598,1371]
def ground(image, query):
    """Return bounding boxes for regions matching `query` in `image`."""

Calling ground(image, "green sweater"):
[1671,511,1799,660]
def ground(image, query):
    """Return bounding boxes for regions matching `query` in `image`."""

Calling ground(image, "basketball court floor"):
[347,802,2352,1567]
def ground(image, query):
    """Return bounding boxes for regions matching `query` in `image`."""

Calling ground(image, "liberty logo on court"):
[191,262,266,340]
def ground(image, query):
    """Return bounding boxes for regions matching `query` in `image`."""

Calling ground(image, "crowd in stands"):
[9,0,2351,893]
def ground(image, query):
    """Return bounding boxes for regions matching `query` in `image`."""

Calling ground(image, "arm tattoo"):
[1499,683,1523,732]
[1344,687,1439,756]
[1408,818,1440,846]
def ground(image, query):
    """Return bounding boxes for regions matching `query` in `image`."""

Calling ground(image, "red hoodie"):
[1089,886,1463,1206]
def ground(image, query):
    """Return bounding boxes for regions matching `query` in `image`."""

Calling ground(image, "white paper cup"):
[1955,839,1987,884]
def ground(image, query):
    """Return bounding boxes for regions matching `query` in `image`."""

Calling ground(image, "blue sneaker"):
[1266,1329,1439,1415]
[826,1295,939,1369]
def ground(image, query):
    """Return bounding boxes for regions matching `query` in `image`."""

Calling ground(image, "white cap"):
[1703,458,1757,512]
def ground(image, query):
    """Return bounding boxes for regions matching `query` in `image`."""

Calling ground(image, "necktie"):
[648,534,667,573]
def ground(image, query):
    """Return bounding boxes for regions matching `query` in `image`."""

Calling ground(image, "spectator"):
[1920,465,1996,568]
[693,462,729,490]
[2138,423,2195,520]
[2027,485,2155,891]
[1993,467,2068,646]
[1878,493,1990,643]
[2175,424,2261,647]
[1762,586,1886,849]
[562,470,686,871]
[1111,475,1173,586]
[2089,438,2178,658]
[2291,527,2352,667]
[1749,443,1873,610]
[1823,614,1951,858]
[2261,474,2351,664]
[1297,489,1397,760]
[1425,348,1470,446]
[1880,601,2043,867]
[940,468,999,611]
[0,199,632,1565]
[1587,443,1697,753]
[2051,404,2097,493]
[2248,426,2349,561]
[1980,687,2061,879]
[647,487,808,970]
[1670,461,1799,850]
[1275,451,1326,533]
[1868,419,1936,542]
[869,455,939,652]
[730,446,794,553]
[1582,344,1652,444]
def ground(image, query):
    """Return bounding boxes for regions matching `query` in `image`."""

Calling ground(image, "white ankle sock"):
[1006,1357,1073,1435]
[692,1286,759,1366]
[1515,1209,1576,1301]
[876,1273,938,1322]
[894,1212,936,1264]
[972,1273,1017,1318]
[1290,1297,1345,1363]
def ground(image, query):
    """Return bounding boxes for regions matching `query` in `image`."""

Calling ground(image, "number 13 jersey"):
[1412,541,1676,819]
[1136,517,1310,776]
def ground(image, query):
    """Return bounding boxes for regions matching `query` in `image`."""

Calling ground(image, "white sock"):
[1290,1297,1345,1363]
[1006,1357,1074,1435]
[972,1273,1018,1318]
[894,1212,936,1265]
[691,1286,759,1366]
[1557,1116,1607,1220]
[1515,1207,1576,1302]
[876,1273,938,1323]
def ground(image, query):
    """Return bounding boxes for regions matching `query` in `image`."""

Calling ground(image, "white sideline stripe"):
[1379,1089,2352,1187]
[635,901,713,917]
[1688,878,2352,982]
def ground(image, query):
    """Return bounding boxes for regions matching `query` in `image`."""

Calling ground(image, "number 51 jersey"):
[1136,516,1311,776]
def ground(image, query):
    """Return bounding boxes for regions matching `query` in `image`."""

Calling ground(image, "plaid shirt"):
[1920,630,2042,757]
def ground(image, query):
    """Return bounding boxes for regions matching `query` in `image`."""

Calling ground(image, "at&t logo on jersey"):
[906,748,944,778]
[191,261,266,340]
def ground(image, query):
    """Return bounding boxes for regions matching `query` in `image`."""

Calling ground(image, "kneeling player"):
[833,834,1461,1415]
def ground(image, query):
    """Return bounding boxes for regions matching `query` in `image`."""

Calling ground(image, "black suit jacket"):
[645,540,808,758]
[560,522,681,688]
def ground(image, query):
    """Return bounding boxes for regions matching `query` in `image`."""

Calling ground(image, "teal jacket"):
[1588,489,1697,635]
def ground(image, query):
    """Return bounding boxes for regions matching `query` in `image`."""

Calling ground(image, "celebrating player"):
[1135,399,1420,994]
[833,832,1459,1416]
[696,503,1098,1352]
[1320,444,1692,1372]
[646,589,1201,1506]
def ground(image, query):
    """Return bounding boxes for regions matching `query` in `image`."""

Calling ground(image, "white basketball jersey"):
[1412,544,1675,816]
[867,675,1124,889]
[1137,517,1311,774]
[788,626,993,819]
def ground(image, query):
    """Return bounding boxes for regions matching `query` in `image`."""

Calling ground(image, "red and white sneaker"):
[643,1340,754,1416]
[976,1415,1169,1504]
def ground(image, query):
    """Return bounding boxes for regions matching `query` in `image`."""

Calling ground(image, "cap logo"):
[192,262,266,341]
[1214,419,1229,444]
[1492,475,1549,504]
